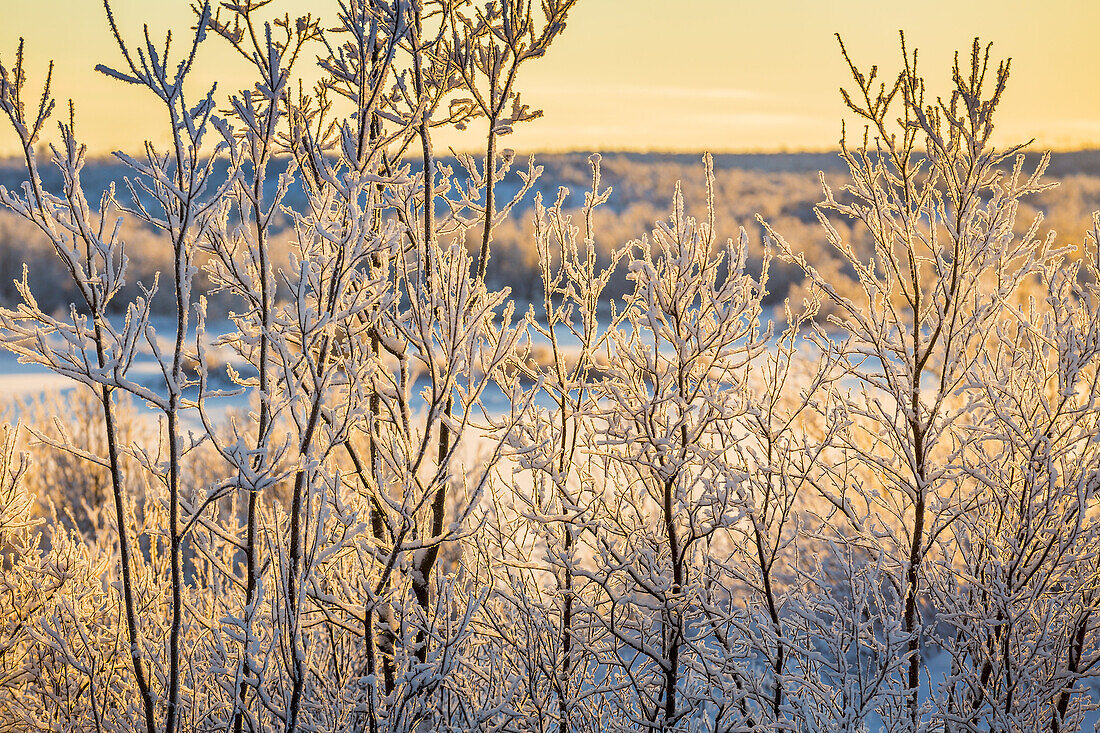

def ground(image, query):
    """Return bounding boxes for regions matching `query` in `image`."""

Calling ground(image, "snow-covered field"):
[0,317,252,429]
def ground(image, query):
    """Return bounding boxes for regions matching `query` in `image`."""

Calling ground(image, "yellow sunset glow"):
[1,0,1098,155]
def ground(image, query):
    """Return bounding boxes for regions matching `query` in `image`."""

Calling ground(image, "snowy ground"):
[0,349,72,398]
[0,317,251,427]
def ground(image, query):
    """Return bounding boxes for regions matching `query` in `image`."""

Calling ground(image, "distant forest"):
[5,149,1098,317]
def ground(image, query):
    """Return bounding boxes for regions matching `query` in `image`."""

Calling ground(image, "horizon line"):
[2,145,1098,165]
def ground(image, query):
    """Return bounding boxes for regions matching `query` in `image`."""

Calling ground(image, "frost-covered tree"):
[2,8,1100,733]
[926,214,1100,732]
[0,0,571,730]
[766,34,1100,733]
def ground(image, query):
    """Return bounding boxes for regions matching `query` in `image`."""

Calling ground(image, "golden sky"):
[1,0,1098,155]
